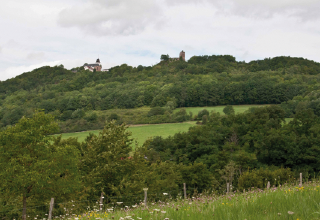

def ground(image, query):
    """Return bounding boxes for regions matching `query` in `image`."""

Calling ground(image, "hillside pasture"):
[176,104,270,116]
[57,121,197,148]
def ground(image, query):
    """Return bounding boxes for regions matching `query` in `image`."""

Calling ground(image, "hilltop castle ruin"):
[170,50,186,61]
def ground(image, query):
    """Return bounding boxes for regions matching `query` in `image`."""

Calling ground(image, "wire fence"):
[0,173,315,219]
[0,186,213,219]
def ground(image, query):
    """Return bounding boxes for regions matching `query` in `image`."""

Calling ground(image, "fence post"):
[227,183,230,194]
[267,181,270,189]
[183,183,187,199]
[143,188,148,207]
[100,192,104,211]
[300,173,302,186]
[48,198,54,220]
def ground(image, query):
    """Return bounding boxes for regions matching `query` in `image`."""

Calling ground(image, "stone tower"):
[95,58,102,71]
[179,50,185,61]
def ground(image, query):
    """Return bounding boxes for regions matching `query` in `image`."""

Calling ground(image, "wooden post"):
[227,183,230,194]
[143,188,148,207]
[300,173,302,186]
[22,194,27,220]
[183,183,187,199]
[267,181,270,189]
[100,192,104,211]
[48,198,54,220]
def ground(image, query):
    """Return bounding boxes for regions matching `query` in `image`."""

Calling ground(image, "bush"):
[223,105,235,115]
[202,115,208,124]
[71,109,85,119]
[174,108,190,122]
[85,112,98,122]
[238,168,293,191]
[147,107,166,117]
[197,109,209,120]
[108,113,120,121]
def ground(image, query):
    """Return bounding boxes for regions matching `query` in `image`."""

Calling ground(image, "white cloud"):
[1,0,320,82]
[0,46,2,54]
[57,0,163,35]
[26,52,45,61]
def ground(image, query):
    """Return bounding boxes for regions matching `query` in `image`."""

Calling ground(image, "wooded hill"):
[1,55,320,132]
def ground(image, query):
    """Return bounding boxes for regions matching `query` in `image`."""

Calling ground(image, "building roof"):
[84,63,100,67]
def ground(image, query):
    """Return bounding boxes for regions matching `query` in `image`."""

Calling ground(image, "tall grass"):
[72,182,320,220]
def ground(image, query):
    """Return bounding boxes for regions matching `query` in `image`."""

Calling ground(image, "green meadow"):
[57,121,197,146]
[174,104,270,116]
[57,105,273,146]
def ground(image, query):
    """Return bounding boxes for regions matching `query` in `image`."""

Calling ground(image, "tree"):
[0,112,80,220]
[80,121,134,197]
[160,54,169,62]
[223,105,235,115]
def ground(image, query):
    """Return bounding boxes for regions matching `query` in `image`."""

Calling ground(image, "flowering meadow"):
[62,182,320,220]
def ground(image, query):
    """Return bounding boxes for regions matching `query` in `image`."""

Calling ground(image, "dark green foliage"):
[108,113,120,121]
[0,55,319,131]
[145,105,320,191]
[238,168,293,191]
[147,107,166,117]
[197,109,209,120]
[84,112,98,122]
[160,54,169,62]
[223,105,235,115]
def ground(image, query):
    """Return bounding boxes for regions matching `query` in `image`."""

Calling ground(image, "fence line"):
[0,173,308,219]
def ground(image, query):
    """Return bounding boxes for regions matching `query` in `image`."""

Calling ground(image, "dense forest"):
[1,55,320,132]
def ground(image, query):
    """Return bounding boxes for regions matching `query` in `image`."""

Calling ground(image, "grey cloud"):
[57,0,163,36]
[26,52,45,61]
[166,0,320,20]
[218,0,320,20]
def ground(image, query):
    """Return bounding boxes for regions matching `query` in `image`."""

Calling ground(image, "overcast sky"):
[1,0,320,81]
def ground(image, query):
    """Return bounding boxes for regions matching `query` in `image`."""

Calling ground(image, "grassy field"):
[175,104,270,116]
[57,105,273,146]
[57,121,197,146]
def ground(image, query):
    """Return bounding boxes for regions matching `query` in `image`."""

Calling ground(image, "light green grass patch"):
[175,104,270,116]
[57,121,197,148]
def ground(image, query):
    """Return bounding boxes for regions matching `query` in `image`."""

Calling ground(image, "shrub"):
[108,113,120,121]
[238,168,293,191]
[197,109,209,120]
[202,115,208,124]
[223,105,235,115]
[85,112,98,122]
[71,109,85,119]
[147,107,166,117]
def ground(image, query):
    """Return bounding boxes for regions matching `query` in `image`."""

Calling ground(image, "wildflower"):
[161,211,166,213]
[137,218,142,220]
[288,211,294,215]
[278,213,281,216]
[163,193,168,195]
[132,205,137,208]
[117,202,123,205]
